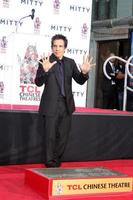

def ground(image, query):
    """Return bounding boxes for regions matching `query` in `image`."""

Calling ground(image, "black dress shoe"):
[45,160,61,168]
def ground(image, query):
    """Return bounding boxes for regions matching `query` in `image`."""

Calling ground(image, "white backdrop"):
[0,0,92,110]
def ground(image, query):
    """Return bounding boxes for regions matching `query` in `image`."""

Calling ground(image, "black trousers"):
[43,97,72,164]
[103,86,117,109]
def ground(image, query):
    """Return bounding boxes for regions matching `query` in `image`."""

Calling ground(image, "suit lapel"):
[54,63,61,87]
[49,54,60,86]
[62,57,68,84]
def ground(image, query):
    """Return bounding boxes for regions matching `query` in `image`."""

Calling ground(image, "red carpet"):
[0,104,133,115]
[0,160,133,200]
[75,107,133,115]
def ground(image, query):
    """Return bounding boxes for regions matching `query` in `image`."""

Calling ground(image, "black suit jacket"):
[35,54,89,116]
[102,62,116,94]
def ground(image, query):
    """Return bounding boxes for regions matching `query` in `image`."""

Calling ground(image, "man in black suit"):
[102,53,117,109]
[115,58,125,110]
[35,34,95,167]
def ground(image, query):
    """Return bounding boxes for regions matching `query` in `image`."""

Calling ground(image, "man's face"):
[109,53,115,63]
[52,39,66,59]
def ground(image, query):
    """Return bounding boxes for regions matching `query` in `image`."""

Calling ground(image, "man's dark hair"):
[51,34,68,48]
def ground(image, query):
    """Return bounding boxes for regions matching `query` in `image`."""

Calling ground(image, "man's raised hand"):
[39,53,57,72]
[80,55,95,75]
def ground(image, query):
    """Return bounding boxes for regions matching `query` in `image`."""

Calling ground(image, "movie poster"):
[0,0,92,110]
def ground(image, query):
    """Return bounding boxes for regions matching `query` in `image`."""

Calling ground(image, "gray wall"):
[86,33,97,107]
[117,0,132,18]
